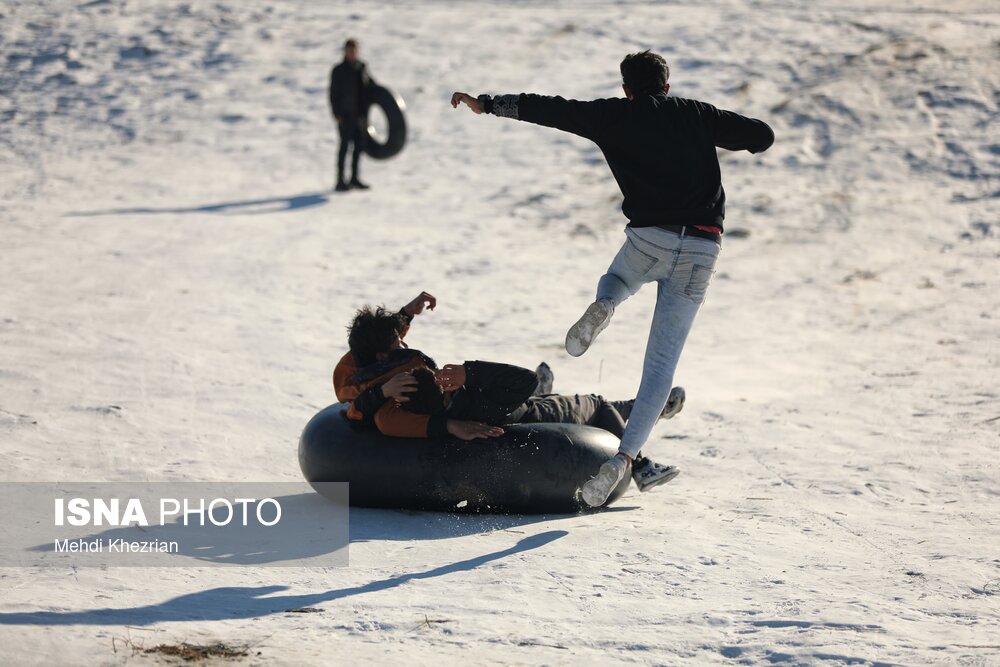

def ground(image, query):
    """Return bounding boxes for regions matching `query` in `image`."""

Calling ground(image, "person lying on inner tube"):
[387,363,632,440]
[332,296,682,492]
[333,292,539,441]
[334,293,580,441]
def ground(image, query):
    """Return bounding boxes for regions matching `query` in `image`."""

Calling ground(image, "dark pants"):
[511,394,632,438]
[337,117,366,182]
[448,391,648,461]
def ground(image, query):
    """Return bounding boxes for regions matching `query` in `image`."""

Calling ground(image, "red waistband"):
[693,225,723,234]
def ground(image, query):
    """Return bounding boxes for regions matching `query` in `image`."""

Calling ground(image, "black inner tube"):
[365,85,407,160]
[299,404,632,514]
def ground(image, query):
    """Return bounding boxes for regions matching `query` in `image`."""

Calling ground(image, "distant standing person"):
[451,50,774,506]
[329,38,374,191]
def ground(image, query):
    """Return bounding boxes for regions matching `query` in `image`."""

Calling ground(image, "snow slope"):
[1,0,998,664]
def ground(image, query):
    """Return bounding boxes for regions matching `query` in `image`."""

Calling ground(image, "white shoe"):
[581,453,628,507]
[566,299,614,357]
[660,386,686,420]
[631,458,680,492]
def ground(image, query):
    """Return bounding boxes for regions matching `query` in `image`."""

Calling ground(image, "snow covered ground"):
[1,0,998,664]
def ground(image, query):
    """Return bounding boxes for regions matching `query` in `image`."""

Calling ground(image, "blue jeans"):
[596,227,720,459]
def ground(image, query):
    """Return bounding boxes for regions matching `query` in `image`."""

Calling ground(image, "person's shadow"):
[64,191,329,217]
[0,530,567,626]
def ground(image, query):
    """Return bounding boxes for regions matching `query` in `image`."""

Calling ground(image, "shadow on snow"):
[0,530,567,626]
[64,191,329,217]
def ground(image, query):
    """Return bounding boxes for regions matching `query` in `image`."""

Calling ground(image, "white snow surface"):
[2,0,999,664]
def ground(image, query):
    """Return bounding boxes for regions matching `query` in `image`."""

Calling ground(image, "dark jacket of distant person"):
[329,59,375,121]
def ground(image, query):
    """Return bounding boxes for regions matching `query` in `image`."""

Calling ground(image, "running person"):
[451,50,774,505]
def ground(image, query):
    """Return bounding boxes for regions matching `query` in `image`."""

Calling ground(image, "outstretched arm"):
[452,91,613,141]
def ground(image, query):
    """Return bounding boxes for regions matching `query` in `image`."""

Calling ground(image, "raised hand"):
[403,291,437,317]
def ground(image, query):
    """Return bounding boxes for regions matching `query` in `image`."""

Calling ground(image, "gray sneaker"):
[660,386,686,420]
[631,457,680,492]
[566,298,614,357]
[581,453,628,507]
[534,362,554,395]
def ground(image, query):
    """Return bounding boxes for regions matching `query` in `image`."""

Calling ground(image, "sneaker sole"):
[636,467,681,492]
[566,301,612,358]
[581,460,625,507]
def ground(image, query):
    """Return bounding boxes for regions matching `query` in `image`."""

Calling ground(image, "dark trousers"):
[448,391,647,460]
[337,117,366,182]
[510,394,632,438]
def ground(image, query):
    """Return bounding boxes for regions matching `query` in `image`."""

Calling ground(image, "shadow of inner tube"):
[365,85,407,160]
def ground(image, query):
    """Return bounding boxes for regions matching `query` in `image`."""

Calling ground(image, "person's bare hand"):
[382,372,417,403]
[450,92,482,114]
[403,291,437,317]
[435,364,467,392]
[447,419,504,441]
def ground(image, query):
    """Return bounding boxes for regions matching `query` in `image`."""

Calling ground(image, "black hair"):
[400,367,446,415]
[347,305,407,367]
[620,50,669,97]
[344,38,358,49]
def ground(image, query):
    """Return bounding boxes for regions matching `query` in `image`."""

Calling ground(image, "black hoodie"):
[483,92,774,231]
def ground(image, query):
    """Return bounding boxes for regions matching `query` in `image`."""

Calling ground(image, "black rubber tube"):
[299,404,632,514]
[364,85,407,160]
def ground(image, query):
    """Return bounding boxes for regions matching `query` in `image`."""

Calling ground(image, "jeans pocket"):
[683,264,715,303]
[623,238,658,275]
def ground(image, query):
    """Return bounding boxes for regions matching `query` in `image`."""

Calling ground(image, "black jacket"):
[363,357,539,438]
[329,60,375,120]
[484,92,774,229]
[445,361,539,428]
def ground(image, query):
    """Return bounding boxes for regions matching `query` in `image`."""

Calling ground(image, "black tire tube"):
[364,85,407,160]
[299,404,632,514]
